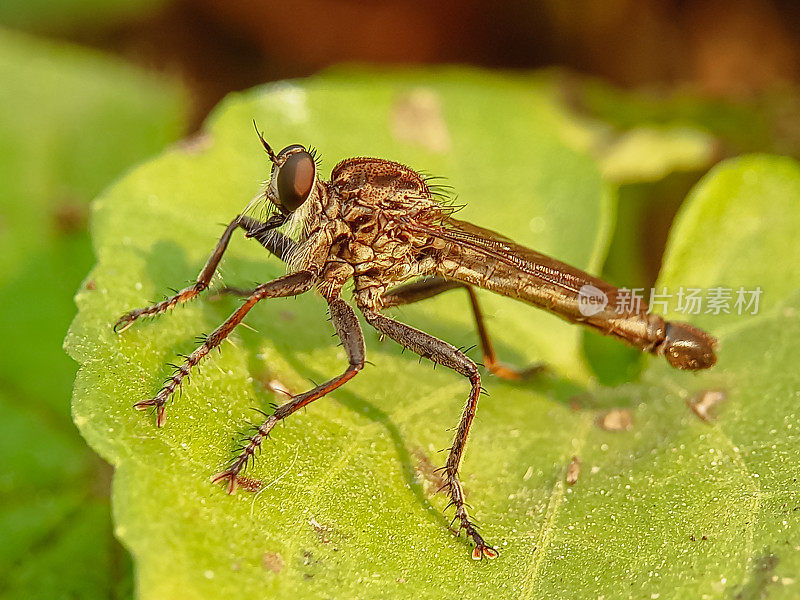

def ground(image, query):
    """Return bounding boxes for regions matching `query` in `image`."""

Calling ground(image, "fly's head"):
[252,122,322,240]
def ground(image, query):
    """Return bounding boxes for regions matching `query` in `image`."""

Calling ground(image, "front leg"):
[135,271,315,426]
[212,297,366,493]
[114,215,297,332]
[361,308,498,560]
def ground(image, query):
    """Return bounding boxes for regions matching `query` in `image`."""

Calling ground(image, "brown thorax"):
[287,156,448,306]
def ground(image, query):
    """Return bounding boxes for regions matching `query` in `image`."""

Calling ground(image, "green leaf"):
[0,0,166,31]
[532,155,800,598]
[0,28,184,598]
[658,155,800,328]
[560,71,800,159]
[594,126,714,184]
[68,69,800,599]
[525,71,718,185]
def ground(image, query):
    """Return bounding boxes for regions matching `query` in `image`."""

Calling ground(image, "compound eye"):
[276,150,315,212]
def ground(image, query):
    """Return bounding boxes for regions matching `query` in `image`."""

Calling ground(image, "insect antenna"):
[253,119,277,163]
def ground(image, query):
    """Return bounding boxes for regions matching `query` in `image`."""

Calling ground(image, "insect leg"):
[135,271,315,427]
[209,286,259,299]
[380,276,464,307]
[212,297,365,493]
[382,277,543,381]
[113,216,297,332]
[463,286,545,380]
[210,223,300,300]
[239,216,297,262]
[361,308,497,560]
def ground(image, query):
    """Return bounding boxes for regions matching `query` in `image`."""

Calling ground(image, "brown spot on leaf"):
[262,551,284,573]
[52,200,88,234]
[235,476,263,493]
[391,88,451,153]
[597,409,633,431]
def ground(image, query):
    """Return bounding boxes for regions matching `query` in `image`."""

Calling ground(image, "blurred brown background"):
[56,0,800,129]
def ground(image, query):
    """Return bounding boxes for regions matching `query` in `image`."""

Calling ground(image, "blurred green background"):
[1,1,800,598]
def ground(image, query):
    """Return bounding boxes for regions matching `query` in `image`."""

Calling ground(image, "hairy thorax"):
[288,157,447,307]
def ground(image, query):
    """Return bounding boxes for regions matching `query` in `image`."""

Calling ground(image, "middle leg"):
[135,270,315,427]
[212,297,366,493]
[382,276,543,380]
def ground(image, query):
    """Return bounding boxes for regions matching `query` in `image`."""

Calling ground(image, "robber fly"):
[114,123,717,560]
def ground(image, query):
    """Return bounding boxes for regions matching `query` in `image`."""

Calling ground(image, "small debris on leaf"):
[309,516,332,544]
[597,408,633,431]
[235,475,263,493]
[687,389,726,422]
[565,455,581,485]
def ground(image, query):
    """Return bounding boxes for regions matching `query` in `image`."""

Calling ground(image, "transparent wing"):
[414,217,623,302]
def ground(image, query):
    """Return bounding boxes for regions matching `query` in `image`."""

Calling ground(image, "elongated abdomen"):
[432,225,717,370]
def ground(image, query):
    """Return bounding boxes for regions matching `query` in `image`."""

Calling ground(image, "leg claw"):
[133,399,166,427]
[471,544,499,560]
[113,314,137,334]
[461,522,499,560]
[211,470,238,494]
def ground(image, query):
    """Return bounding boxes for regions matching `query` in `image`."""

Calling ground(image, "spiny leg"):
[361,308,498,560]
[114,217,239,332]
[463,286,544,380]
[382,276,543,381]
[208,286,258,299]
[380,276,463,307]
[242,218,298,261]
[208,227,300,299]
[113,215,297,332]
[212,297,366,493]
[136,271,315,426]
